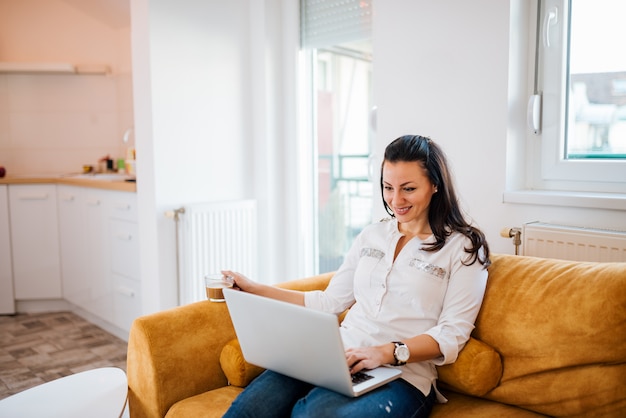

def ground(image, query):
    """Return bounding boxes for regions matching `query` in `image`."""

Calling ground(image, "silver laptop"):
[223,288,402,397]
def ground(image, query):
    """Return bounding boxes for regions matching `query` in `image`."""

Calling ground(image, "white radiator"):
[522,222,626,262]
[178,200,257,305]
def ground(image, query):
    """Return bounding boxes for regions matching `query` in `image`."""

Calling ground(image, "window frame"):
[532,0,626,194]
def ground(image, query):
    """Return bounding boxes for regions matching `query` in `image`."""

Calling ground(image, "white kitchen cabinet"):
[57,185,140,333]
[58,185,109,316]
[107,193,141,332]
[109,217,141,331]
[9,184,62,299]
[0,185,15,314]
[57,185,113,316]
[57,186,89,308]
[84,188,112,320]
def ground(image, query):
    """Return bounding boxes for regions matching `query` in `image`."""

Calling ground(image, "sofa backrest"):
[473,254,626,417]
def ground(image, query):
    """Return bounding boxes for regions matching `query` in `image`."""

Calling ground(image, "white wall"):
[132,0,302,313]
[372,0,625,255]
[132,0,253,312]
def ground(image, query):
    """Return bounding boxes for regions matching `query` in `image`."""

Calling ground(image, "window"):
[533,0,626,193]
[300,0,373,273]
[314,48,373,272]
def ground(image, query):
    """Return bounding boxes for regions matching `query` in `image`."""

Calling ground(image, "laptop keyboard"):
[351,371,374,385]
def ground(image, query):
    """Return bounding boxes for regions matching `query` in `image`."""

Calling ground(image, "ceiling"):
[60,0,130,29]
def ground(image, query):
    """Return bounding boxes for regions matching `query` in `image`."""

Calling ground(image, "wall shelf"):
[0,62,110,75]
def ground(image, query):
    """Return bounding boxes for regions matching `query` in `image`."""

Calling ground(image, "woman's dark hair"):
[381,135,490,267]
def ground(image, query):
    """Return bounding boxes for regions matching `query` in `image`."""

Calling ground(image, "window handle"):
[527,94,542,135]
[543,6,558,48]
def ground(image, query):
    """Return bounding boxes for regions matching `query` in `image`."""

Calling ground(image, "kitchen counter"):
[0,174,137,192]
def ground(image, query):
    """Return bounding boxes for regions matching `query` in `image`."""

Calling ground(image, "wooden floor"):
[0,311,128,400]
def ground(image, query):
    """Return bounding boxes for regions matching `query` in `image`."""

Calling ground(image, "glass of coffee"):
[205,273,234,302]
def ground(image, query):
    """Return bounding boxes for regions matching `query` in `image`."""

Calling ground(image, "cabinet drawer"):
[112,274,142,333]
[108,192,137,222]
[109,219,140,279]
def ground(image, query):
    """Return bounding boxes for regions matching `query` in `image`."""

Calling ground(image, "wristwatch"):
[392,341,410,366]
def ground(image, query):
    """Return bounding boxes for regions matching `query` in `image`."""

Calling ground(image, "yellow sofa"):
[127,254,626,417]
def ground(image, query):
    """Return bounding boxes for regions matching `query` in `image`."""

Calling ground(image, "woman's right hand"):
[221,270,306,306]
[221,270,259,293]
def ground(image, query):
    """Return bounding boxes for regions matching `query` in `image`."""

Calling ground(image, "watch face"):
[397,345,410,361]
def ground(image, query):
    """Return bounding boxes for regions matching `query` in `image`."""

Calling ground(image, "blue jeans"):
[223,370,436,418]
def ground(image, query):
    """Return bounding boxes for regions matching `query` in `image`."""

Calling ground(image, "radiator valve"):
[500,227,522,255]
[165,207,186,221]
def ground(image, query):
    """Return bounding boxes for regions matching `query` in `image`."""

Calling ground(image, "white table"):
[0,367,128,418]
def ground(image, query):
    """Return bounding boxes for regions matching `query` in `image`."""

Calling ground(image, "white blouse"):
[304,217,488,400]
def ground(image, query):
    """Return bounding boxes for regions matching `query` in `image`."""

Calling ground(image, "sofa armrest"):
[127,300,237,418]
[275,271,334,292]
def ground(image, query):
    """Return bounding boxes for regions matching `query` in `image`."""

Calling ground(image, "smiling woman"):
[381,136,489,265]
[381,162,437,235]
[220,135,490,418]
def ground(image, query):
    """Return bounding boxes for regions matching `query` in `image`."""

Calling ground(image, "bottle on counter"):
[125,148,136,176]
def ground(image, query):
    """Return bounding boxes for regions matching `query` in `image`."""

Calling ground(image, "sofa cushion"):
[472,254,626,417]
[437,337,502,396]
[219,339,265,387]
[165,385,243,418]
[430,390,548,417]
